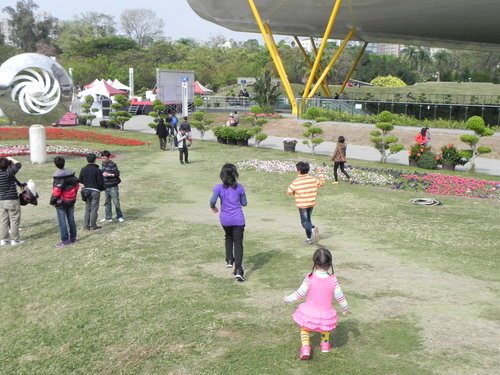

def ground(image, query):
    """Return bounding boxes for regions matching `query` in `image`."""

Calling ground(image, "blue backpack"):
[171,115,178,125]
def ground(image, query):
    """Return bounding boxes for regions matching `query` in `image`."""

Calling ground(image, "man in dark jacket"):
[0,156,23,245]
[79,153,104,230]
[51,156,80,247]
[100,150,124,223]
[156,119,168,150]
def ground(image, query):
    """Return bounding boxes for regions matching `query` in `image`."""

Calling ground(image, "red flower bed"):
[402,173,499,199]
[0,127,146,146]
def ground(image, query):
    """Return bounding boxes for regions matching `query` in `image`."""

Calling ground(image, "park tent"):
[111,79,131,92]
[194,81,214,95]
[83,78,100,89]
[77,80,128,100]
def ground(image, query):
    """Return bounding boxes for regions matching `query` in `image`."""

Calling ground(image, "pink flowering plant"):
[236,159,499,199]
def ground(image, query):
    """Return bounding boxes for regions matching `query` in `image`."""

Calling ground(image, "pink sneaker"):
[320,342,331,353]
[299,345,311,360]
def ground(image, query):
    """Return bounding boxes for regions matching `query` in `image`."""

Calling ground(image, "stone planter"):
[442,162,456,171]
[237,139,249,146]
[409,158,418,167]
[284,143,296,152]
[216,136,227,144]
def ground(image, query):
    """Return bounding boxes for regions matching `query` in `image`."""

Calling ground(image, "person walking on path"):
[0,156,23,246]
[79,153,104,230]
[210,163,247,281]
[100,151,124,223]
[156,118,168,150]
[176,129,190,165]
[284,248,349,360]
[287,161,325,244]
[179,116,192,146]
[331,136,351,184]
[50,156,80,247]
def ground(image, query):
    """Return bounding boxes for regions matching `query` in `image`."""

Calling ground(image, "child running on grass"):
[284,248,349,360]
[287,161,325,244]
[210,163,247,281]
[331,136,351,184]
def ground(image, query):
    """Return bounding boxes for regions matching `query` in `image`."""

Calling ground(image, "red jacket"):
[415,133,428,145]
[51,169,80,207]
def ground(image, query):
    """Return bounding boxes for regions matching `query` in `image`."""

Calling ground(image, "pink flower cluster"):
[402,173,499,199]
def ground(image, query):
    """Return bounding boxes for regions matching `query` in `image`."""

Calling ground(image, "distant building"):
[0,18,14,46]
[0,11,55,48]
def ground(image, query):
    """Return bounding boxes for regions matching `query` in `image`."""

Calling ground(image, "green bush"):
[370,75,407,87]
[417,150,439,169]
[255,118,268,126]
[315,117,328,122]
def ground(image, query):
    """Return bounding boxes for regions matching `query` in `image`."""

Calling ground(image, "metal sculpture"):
[0,53,73,125]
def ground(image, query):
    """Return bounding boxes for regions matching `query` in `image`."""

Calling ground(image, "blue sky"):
[3,0,263,42]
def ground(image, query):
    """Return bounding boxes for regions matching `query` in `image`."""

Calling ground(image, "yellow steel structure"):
[247,0,364,113]
[309,37,332,96]
[292,36,331,97]
[302,0,343,98]
[247,0,298,114]
[339,41,368,94]
[307,28,354,98]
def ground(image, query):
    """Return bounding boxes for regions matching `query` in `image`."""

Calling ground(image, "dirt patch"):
[262,118,500,159]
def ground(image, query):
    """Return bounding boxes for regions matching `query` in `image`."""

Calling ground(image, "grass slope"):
[0,131,499,374]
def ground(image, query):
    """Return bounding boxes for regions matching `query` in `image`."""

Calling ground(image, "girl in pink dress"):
[284,248,349,360]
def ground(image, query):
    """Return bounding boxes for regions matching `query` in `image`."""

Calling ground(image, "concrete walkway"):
[119,115,500,177]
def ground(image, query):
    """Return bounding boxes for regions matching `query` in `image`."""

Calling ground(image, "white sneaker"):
[0,240,8,246]
[11,240,24,246]
[118,217,125,223]
[100,218,112,222]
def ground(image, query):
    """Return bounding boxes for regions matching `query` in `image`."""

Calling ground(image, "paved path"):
[118,116,500,177]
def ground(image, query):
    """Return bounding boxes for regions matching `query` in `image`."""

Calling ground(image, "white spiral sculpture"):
[11,68,61,115]
[0,53,72,125]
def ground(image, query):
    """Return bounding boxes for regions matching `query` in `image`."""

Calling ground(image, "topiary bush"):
[417,150,439,169]
[370,75,407,87]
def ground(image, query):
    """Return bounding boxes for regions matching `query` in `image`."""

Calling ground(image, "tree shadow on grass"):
[244,251,276,278]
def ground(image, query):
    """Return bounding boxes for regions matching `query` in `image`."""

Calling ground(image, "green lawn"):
[1,130,499,374]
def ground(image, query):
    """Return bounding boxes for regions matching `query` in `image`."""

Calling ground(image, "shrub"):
[255,118,268,126]
[302,123,324,155]
[254,133,268,147]
[370,112,404,163]
[370,75,407,87]
[417,150,439,169]
[460,116,494,171]
[439,144,468,166]
[315,117,328,122]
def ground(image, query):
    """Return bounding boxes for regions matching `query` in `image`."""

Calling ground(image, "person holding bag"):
[0,156,23,246]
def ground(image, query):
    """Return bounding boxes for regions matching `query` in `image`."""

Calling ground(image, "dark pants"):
[178,146,188,163]
[333,162,350,182]
[298,207,314,239]
[222,225,245,273]
[159,136,167,150]
[84,190,100,229]
[56,205,77,242]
